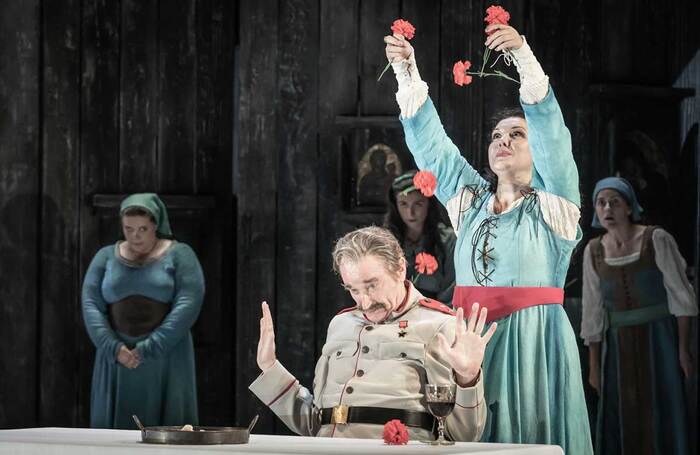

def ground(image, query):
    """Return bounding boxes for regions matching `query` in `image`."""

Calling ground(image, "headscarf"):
[591,176,643,228]
[119,193,173,237]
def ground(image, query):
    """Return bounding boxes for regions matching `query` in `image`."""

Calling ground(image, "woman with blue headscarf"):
[82,193,204,429]
[581,177,697,454]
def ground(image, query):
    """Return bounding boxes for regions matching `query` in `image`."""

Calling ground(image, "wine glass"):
[424,383,456,445]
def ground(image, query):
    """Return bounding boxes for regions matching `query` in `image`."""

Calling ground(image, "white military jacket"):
[249,282,486,441]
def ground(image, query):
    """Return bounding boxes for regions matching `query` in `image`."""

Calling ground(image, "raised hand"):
[257,301,277,372]
[384,34,413,63]
[484,24,523,52]
[437,303,497,387]
[117,345,140,369]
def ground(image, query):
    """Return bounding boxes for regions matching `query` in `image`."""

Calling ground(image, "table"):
[0,428,563,454]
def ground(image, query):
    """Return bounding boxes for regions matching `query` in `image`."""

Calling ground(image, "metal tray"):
[132,415,258,445]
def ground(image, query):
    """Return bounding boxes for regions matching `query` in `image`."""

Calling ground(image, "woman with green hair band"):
[581,177,697,454]
[82,193,205,429]
[385,169,457,304]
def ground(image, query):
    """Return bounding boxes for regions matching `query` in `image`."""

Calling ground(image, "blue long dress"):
[82,241,204,429]
[400,89,593,454]
[590,227,689,454]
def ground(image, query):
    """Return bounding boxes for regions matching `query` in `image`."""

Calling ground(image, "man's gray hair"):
[332,226,405,278]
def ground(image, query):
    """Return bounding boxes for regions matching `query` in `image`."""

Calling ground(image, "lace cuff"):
[392,53,429,118]
[509,36,549,104]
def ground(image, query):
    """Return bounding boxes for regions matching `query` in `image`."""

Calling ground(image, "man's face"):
[339,255,406,323]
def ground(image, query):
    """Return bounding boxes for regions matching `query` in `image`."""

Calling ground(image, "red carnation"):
[415,252,439,276]
[383,419,409,445]
[390,19,416,40]
[452,60,473,86]
[413,170,437,197]
[378,19,416,82]
[484,5,510,35]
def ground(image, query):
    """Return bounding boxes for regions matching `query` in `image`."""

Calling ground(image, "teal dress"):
[401,89,592,453]
[82,242,204,429]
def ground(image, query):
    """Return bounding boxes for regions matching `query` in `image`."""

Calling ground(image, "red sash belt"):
[453,286,564,322]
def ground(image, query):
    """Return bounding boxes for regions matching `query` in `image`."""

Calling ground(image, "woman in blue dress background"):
[384,21,592,454]
[581,177,697,454]
[82,193,204,429]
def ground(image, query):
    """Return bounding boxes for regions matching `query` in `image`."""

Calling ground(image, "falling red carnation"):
[452,60,473,86]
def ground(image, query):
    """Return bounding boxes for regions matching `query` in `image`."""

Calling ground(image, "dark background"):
[1,0,698,448]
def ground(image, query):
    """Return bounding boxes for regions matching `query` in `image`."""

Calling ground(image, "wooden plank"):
[274,0,320,435]
[119,0,158,192]
[589,84,695,100]
[193,0,236,425]
[317,0,360,355]
[0,0,40,429]
[79,0,122,426]
[39,0,81,427]
[359,0,400,115]
[401,0,441,99]
[236,0,279,434]
[438,0,481,165]
[334,115,401,128]
[599,0,633,82]
[92,194,217,209]
[158,0,197,193]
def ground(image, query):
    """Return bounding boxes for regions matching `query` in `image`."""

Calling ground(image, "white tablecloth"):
[0,428,563,455]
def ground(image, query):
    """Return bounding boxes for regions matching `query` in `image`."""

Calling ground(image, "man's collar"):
[385,280,422,323]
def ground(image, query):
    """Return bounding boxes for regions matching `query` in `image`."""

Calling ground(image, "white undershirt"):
[445,188,580,241]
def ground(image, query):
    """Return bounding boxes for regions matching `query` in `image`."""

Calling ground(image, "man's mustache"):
[360,302,387,312]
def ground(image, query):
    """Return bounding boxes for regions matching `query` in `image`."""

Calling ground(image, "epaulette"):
[336,306,357,315]
[418,298,455,316]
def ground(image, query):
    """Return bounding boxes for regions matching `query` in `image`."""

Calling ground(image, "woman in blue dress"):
[384,22,592,453]
[581,177,697,454]
[82,193,204,429]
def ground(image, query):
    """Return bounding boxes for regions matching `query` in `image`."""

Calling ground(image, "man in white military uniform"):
[250,226,497,441]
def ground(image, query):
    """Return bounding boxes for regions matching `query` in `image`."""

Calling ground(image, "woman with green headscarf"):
[82,193,204,429]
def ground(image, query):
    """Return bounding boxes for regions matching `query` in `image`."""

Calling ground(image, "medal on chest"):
[398,320,408,338]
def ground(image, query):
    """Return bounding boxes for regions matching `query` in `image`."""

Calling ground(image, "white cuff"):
[249,360,297,405]
[455,369,484,409]
[392,53,429,119]
[509,36,549,104]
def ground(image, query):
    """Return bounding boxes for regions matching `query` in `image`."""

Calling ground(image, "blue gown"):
[400,89,593,454]
[590,227,689,454]
[82,242,204,429]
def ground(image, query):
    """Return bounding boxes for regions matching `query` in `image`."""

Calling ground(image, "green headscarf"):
[119,193,173,238]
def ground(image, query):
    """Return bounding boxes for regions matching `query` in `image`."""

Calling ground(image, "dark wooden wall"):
[1,0,698,444]
[234,0,700,439]
[0,0,237,428]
